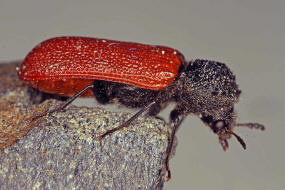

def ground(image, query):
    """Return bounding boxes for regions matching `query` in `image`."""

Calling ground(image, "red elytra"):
[18,36,183,97]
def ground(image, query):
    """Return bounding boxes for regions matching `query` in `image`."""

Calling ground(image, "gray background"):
[0,0,284,189]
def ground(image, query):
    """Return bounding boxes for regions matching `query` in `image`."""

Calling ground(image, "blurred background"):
[0,0,284,189]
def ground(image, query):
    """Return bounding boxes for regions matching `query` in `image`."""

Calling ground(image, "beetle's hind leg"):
[30,84,95,121]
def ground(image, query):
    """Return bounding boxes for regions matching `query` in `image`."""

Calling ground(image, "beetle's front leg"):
[165,105,187,181]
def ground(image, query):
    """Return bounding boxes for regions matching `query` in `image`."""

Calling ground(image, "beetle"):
[18,36,265,181]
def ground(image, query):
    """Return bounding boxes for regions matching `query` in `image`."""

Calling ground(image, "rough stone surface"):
[0,61,174,190]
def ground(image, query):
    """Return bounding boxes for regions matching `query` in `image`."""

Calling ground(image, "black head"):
[179,59,249,150]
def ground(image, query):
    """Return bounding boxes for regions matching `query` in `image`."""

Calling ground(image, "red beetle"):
[18,36,265,181]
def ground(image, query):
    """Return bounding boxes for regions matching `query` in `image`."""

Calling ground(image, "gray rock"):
[0,61,175,190]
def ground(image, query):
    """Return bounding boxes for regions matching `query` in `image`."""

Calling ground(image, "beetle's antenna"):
[229,131,246,150]
[235,123,265,131]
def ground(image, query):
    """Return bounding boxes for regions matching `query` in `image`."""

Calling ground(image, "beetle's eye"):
[212,120,226,133]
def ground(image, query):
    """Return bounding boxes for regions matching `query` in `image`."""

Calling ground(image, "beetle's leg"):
[98,101,157,140]
[165,106,187,181]
[219,137,229,151]
[235,123,265,131]
[31,84,94,121]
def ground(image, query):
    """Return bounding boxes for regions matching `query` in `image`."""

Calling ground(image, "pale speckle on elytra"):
[157,71,174,79]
